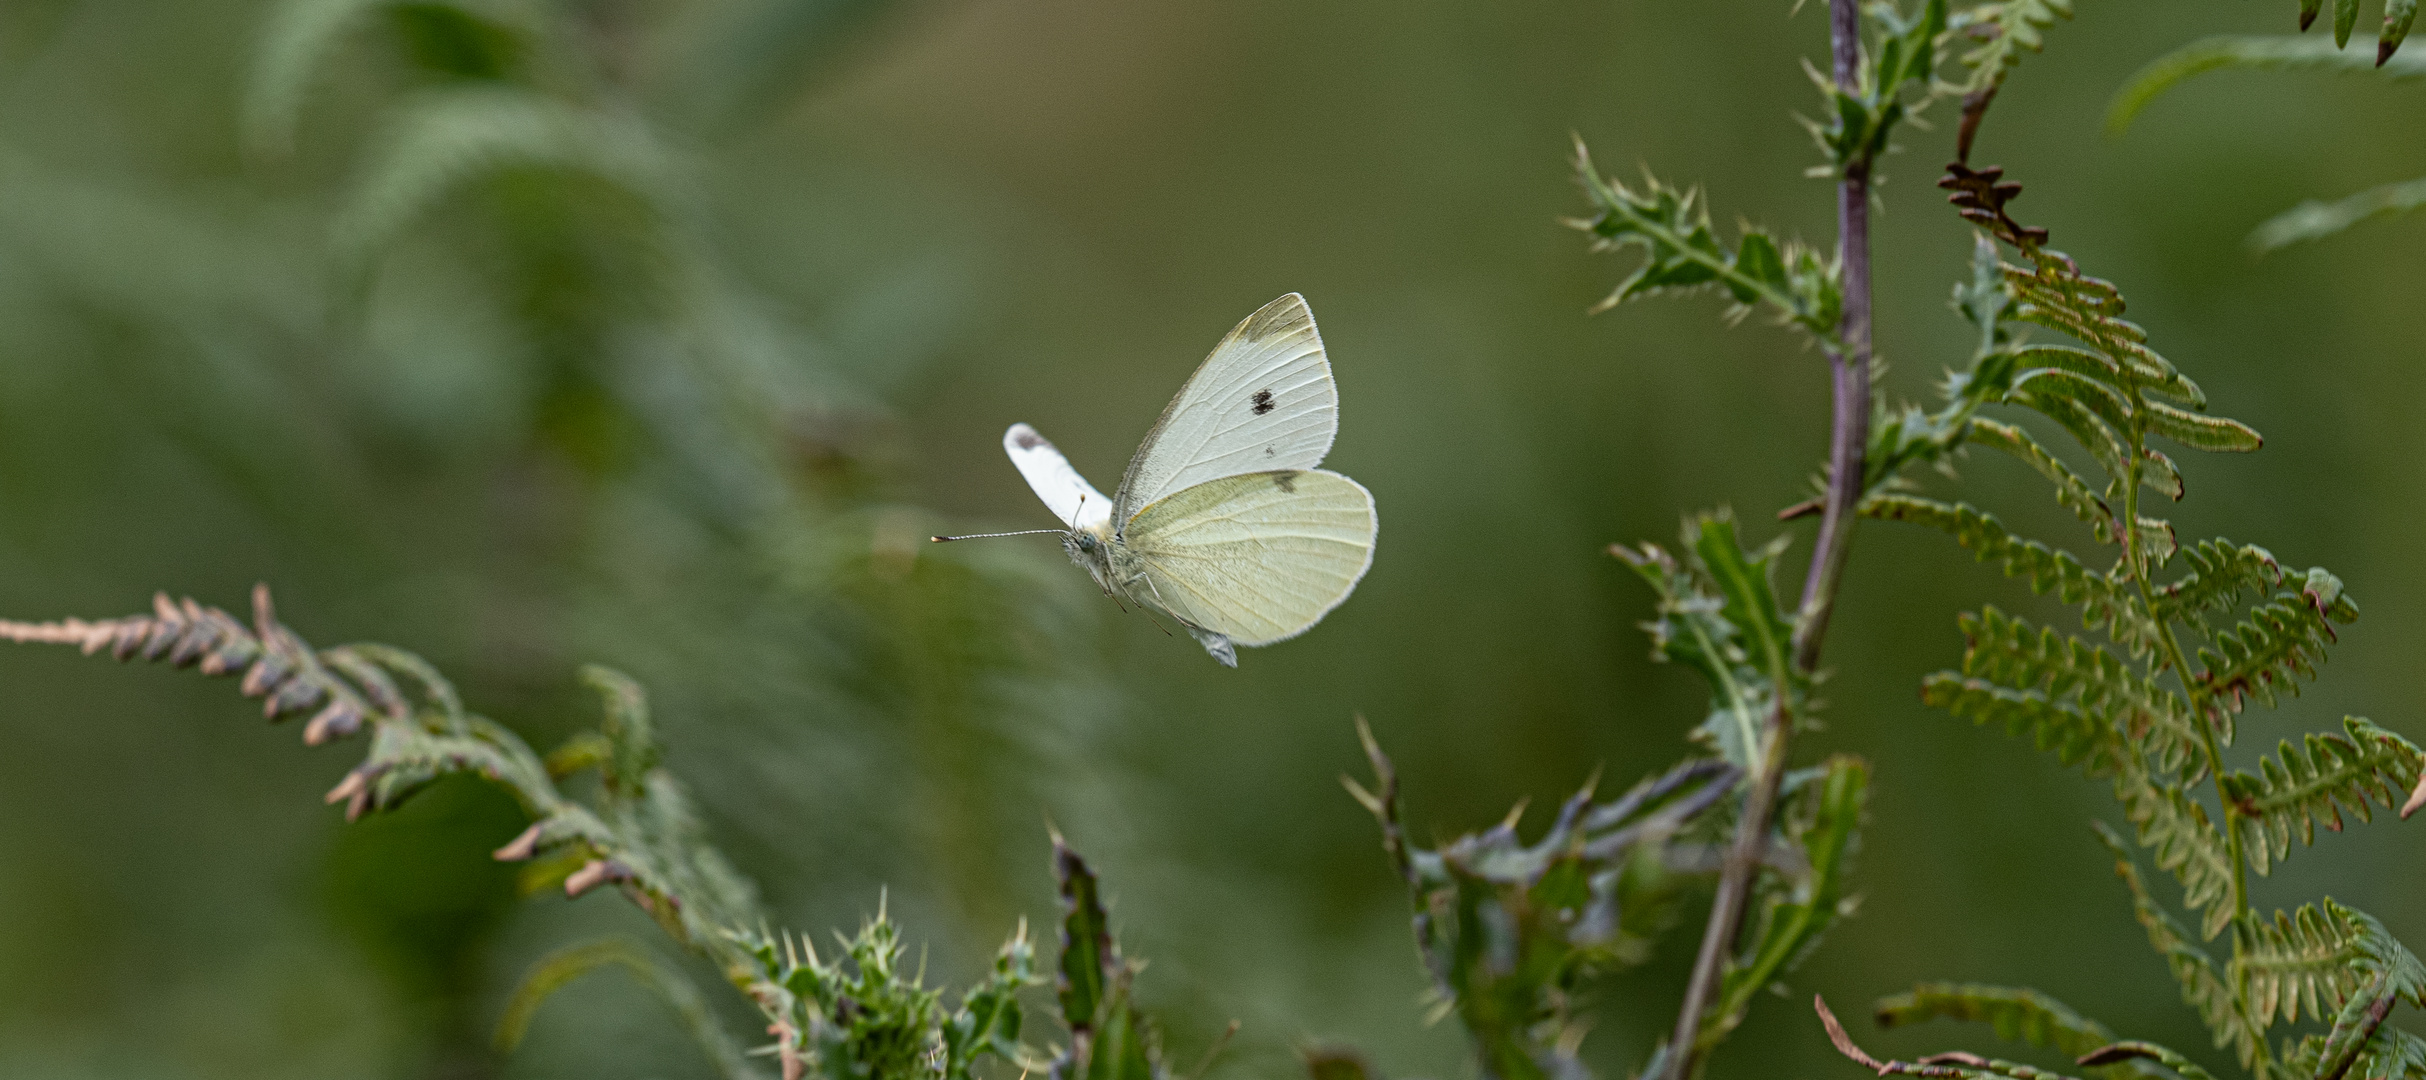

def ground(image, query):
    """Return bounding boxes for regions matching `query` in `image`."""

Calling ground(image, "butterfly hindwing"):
[1118,469,1376,646]
[1004,423,1113,532]
[1113,294,1338,524]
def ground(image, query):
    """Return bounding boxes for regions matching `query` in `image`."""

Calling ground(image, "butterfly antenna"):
[930,529,1066,543]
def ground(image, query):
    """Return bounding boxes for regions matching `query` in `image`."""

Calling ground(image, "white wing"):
[1114,293,1337,525]
[1120,469,1376,647]
[1004,423,1113,532]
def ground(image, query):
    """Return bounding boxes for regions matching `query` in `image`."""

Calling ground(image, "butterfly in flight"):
[936,293,1377,666]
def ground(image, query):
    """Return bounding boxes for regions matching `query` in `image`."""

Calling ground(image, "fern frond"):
[2113,767,2237,939]
[1941,165,2228,420]
[2252,176,2426,251]
[1818,995,2094,1080]
[2221,718,2426,874]
[2108,35,2426,136]
[1570,139,1841,337]
[2231,900,2409,1026]
[2149,540,2284,629]
[1923,674,2119,775]
[2284,1024,2426,1080]
[1966,418,2116,539]
[1861,495,2156,650]
[2093,823,2263,1067]
[1952,608,2204,774]
[1873,983,2135,1069]
[1950,0,2074,97]
[2192,588,2351,716]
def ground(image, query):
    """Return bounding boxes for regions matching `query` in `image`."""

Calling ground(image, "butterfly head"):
[1062,522,1118,592]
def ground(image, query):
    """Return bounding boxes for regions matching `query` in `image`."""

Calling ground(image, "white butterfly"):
[937,293,1377,666]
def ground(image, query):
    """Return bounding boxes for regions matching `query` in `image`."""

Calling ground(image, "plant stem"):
[1660,2,1873,1076]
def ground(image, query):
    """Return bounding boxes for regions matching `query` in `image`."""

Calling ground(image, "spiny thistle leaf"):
[2093,823,2262,1067]
[1570,139,1841,337]
[2220,717,2426,874]
[1807,0,1948,176]
[1950,607,2204,774]
[1613,511,1803,770]
[1040,841,1170,1080]
[1860,495,2157,650]
[736,908,1045,1080]
[1354,727,1739,1080]
[1702,755,1869,1051]
[1055,834,1116,1035]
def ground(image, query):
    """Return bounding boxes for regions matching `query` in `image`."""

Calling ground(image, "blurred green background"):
[0,1,2421,1078]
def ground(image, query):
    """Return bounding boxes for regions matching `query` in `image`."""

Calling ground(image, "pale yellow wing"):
[1119,469,1376,647]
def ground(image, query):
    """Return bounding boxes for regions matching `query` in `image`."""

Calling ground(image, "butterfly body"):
[982,294,1376,666]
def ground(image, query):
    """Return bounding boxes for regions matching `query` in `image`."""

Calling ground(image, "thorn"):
[251,582,277,640]
[303,700,362,745]
[1778,497,1824,521]
[493,822,546,862]
[2402,770,2426,819]
[564,859,631,897]
[325,769,368,808]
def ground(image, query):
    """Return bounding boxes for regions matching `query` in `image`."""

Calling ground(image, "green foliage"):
[1821,153,2426,1080]
[0,588,1177,1080]
[1874,983,2127,1066]
[2110,33,2426,248]
[1702,756,1869,1051]
[2221,718,2425,871]
[1351,729,1740,1080]
[1049,836,1170,1080]
[1809,0,1948,176]
[1612,511,1805,769]
[494,938,756,1080]
[1569,144,1842,338]
[1949,0,2074,98]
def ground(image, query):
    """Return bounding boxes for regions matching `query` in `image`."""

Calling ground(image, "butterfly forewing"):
[1113,293,1338,524]
[1004,423,1113,532]
[1119,469,1376,646]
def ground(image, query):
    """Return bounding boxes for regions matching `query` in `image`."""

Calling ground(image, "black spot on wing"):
[1014,430,1046,449]
[1273,471,1299,494]
[1249,389,1275,415]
